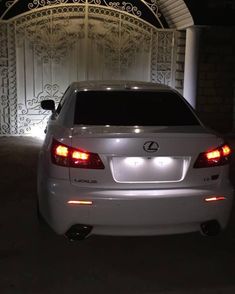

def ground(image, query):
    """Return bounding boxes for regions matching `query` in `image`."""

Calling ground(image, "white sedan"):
[37,81,233,241]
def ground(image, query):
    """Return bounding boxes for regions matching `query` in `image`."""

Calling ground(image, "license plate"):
[111,156,190,183]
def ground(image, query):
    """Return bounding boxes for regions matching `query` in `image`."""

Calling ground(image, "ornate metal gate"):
[0,1,177,135]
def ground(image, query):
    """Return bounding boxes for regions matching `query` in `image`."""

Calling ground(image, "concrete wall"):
[197,26,235,133]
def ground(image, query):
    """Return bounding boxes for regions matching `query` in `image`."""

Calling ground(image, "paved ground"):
[1,136,235,294]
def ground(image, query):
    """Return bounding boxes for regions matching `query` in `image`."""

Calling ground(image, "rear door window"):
[74,90,199,126]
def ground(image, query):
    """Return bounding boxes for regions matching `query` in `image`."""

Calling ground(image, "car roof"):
[70,80,172,91]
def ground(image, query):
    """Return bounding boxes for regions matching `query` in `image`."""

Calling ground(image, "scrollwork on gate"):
[151,30,174,85]
[0,2,177,135]
[18,84,62,135]
[27,0,141,18]
[28,0,70,10]
[15,7,85,63]
[5,1,15,8]
[26,0,164,27]
[101,18,151,78]
[142,0,161,18]
[7,23,18,134]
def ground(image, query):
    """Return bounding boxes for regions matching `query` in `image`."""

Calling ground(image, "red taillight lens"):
[51,139,104,169]
[194,144,232,168]
[52,142,70,166]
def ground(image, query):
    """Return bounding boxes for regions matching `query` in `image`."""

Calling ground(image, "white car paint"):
[37,81,234,238]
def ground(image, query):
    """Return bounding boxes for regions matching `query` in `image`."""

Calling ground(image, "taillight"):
[194,144,232,168]
[51,139,105,169]
[55,145,69,157]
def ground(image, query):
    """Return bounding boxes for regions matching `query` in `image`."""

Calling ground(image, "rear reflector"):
[194,143,231,168]
[67,200,93,205]
[51,139,104,169]
[205,196,226,202]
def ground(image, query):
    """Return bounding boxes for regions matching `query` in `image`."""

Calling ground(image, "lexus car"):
[37,80,233,240]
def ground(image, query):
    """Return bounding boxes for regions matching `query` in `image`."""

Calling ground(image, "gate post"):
[183,26,201,108]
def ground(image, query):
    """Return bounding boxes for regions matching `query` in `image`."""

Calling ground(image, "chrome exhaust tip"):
[200,220,221,236]
[65,224,93,241]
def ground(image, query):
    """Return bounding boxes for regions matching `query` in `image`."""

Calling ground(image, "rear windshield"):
[74,91,199,126]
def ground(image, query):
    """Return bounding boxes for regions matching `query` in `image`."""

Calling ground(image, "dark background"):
[185,0,235,25]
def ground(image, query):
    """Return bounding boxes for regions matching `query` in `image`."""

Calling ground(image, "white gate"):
[0,1,177,135]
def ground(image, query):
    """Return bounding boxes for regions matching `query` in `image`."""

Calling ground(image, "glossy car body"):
[37,81,233,239]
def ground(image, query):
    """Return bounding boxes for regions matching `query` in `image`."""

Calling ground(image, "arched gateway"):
[0,0,193,135]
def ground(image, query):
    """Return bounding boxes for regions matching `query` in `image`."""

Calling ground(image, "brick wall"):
[175,30,186,94]
[197,26,235,133]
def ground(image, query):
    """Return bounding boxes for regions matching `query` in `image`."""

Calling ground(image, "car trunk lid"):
[69,125,223,189]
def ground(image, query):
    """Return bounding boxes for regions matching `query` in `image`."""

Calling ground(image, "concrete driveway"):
[1,136,235,294]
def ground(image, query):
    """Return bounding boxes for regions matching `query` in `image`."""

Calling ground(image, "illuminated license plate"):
[111,156,190,183]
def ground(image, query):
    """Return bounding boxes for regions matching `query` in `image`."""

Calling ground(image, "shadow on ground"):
[1,136,235,294]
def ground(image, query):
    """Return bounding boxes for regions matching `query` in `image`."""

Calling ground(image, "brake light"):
[55,145,69,157]
[51,139,104,169]
[194,144,231,168]
[222,145,231,156]
[206,150,220,161]
[72,151,89,161]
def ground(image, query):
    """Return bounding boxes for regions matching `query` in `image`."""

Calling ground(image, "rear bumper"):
[38,179,234,235]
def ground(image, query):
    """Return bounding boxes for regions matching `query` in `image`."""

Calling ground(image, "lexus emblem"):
[143,141,159,153]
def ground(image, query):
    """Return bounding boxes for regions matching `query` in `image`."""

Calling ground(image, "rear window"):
[74,91,199,126]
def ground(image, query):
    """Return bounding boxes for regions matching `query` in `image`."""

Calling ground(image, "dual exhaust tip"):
[200,220,221,236]
[65,224,93,241]
[65,220,221,241]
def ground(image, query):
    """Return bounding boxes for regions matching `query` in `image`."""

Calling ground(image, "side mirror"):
[41,99,55,111]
